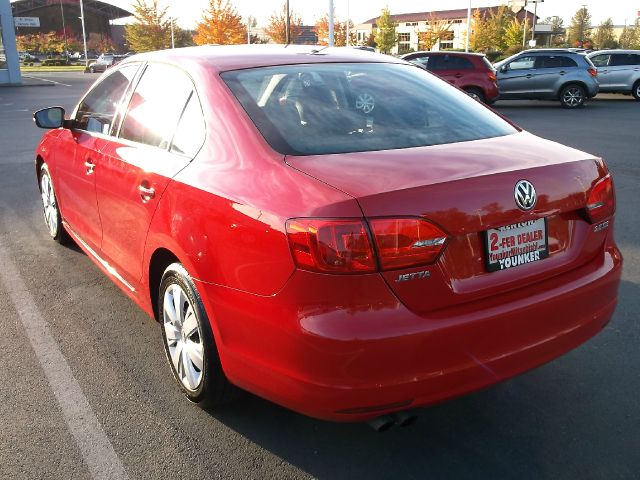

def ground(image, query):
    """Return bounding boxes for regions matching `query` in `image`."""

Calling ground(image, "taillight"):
[286,217,449,273]
[588,67,597,77]
[369,218,448,270]
[585,174,615,223]
[488,71,497,82]
[286,219,376,273]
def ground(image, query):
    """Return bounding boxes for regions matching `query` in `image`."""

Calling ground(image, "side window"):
[119,63,194,149]
[508,56,536,71]
[589,54,610,67]
[536,56,563,69]
[610,54,636,66]
[561,56,578,68]
[170,93,206,158]
[427,56,445,71]
[410,56,430,68]
[74,64,139,134]
[448,56,474,70]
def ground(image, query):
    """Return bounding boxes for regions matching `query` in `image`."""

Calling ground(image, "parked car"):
[494,49,599,108]
[88,54,124,73]
[33,45,621,427]
[401,51,499,103]
[587,49,640,100]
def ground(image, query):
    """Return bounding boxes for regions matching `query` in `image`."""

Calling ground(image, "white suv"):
[588,50,640,100]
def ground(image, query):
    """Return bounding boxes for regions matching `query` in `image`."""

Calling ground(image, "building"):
[10,0,132,50]
[355,6,536,54]
[0,0,20,84]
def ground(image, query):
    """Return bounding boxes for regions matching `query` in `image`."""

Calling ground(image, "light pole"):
[530,0,543,42]
[79,0,88,69]
[465,0,471,52]
[285,0,290,44]
[346,0,350,47]
[328,0,334,47]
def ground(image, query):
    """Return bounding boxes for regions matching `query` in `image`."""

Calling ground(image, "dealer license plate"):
[485,218,548,272]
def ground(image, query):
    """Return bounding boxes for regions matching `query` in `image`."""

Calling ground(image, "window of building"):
[452,19,464,24]
[398,33,411,42]
[406,22,418,26]
[120,63,194,149]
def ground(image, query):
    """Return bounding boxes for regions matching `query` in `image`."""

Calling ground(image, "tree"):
[544,16,565,46]
[125,0,175,52]
[264,2,302,44]
[469,9,492,52]
[567,6,592,47]
[417,13,453,51]
[315,13,356,46]
[619,19,640,49]
[194,0,246,45]
[87,33,117,53]
[502,18,529,50]
[374,7,397,54]
[593,18,618,49]
[488,5,514,51]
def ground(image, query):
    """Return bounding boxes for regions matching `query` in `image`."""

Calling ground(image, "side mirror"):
[33,107,66,129]
[500,65,508,73]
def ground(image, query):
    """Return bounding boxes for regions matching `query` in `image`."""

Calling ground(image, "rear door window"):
[561,56,578,68]
[536,56,563,69]
[610,54,638,66]
[74,64,140,134]
[119,63,194,149]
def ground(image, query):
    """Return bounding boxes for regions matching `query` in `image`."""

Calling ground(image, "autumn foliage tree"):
[194,0,246,45]
[125,0,190,52]
[418,13,453,51]
[374,7,397,54]
[315,13,355,46]
[264,2,302,44]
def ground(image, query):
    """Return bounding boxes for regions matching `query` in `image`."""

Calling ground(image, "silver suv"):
[587,50,640,100]
[494,49,599,108]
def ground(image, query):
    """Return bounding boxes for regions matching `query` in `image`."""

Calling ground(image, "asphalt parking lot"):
[0,71,638,479]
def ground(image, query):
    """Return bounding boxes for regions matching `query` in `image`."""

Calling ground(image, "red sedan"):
[33,45,621,429]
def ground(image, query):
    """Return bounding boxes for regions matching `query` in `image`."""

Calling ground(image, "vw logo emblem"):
[514,180,537,211]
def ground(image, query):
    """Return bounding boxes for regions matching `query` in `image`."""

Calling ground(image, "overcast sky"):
[106,0,637,29]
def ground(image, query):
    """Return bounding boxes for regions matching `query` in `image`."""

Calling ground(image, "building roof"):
[11,0,132,20]
[360,6,536,26]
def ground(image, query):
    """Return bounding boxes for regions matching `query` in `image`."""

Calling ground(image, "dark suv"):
[401,51,499,104]
[494,49,599,108]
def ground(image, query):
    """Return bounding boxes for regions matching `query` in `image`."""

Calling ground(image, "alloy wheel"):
[562,87,584,108]
[162,283,204,391]
[40,173,58,236]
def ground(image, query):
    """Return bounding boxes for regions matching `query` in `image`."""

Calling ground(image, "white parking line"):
[21,74,73,87]
[0,238,128,480]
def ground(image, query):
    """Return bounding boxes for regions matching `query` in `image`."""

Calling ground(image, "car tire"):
[632,81,640,101]
[159,263,237,409]
[465,87,486,103]
[560,84,586,108]
[39,164,70,244]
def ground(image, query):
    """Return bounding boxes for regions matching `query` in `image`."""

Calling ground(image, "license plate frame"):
[484,218,549,272]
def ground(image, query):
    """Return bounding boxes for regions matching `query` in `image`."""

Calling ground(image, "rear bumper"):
[196,245,621,422]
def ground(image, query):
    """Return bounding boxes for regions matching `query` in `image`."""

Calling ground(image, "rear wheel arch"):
[35,155,45,183]
[632,79,640,100]
[148,248,181,322]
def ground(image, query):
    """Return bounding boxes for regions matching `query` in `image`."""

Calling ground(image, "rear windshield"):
[221,63,516,156]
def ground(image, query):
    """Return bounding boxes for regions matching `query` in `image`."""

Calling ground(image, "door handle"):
[559,70,566,75]
[138,184,155,201]
[526,74,532,78]
[454,73,463,78]
[84,159,95,175]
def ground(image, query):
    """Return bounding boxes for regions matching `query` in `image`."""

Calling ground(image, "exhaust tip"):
[391,410,418,428]
[368,415,394,432]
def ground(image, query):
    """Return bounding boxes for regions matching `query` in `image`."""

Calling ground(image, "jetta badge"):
[514,180,537,211]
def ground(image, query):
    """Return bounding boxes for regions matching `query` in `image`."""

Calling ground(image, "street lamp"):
[530,0,543,42]
[465,0,471,52]
[328,0,334,47]
[78,0,88,69]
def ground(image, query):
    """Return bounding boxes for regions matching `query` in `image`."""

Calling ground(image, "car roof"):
[401,51,486,58]
[520,49,577,55]
[587,49,640,55]
[121,44,405,73]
